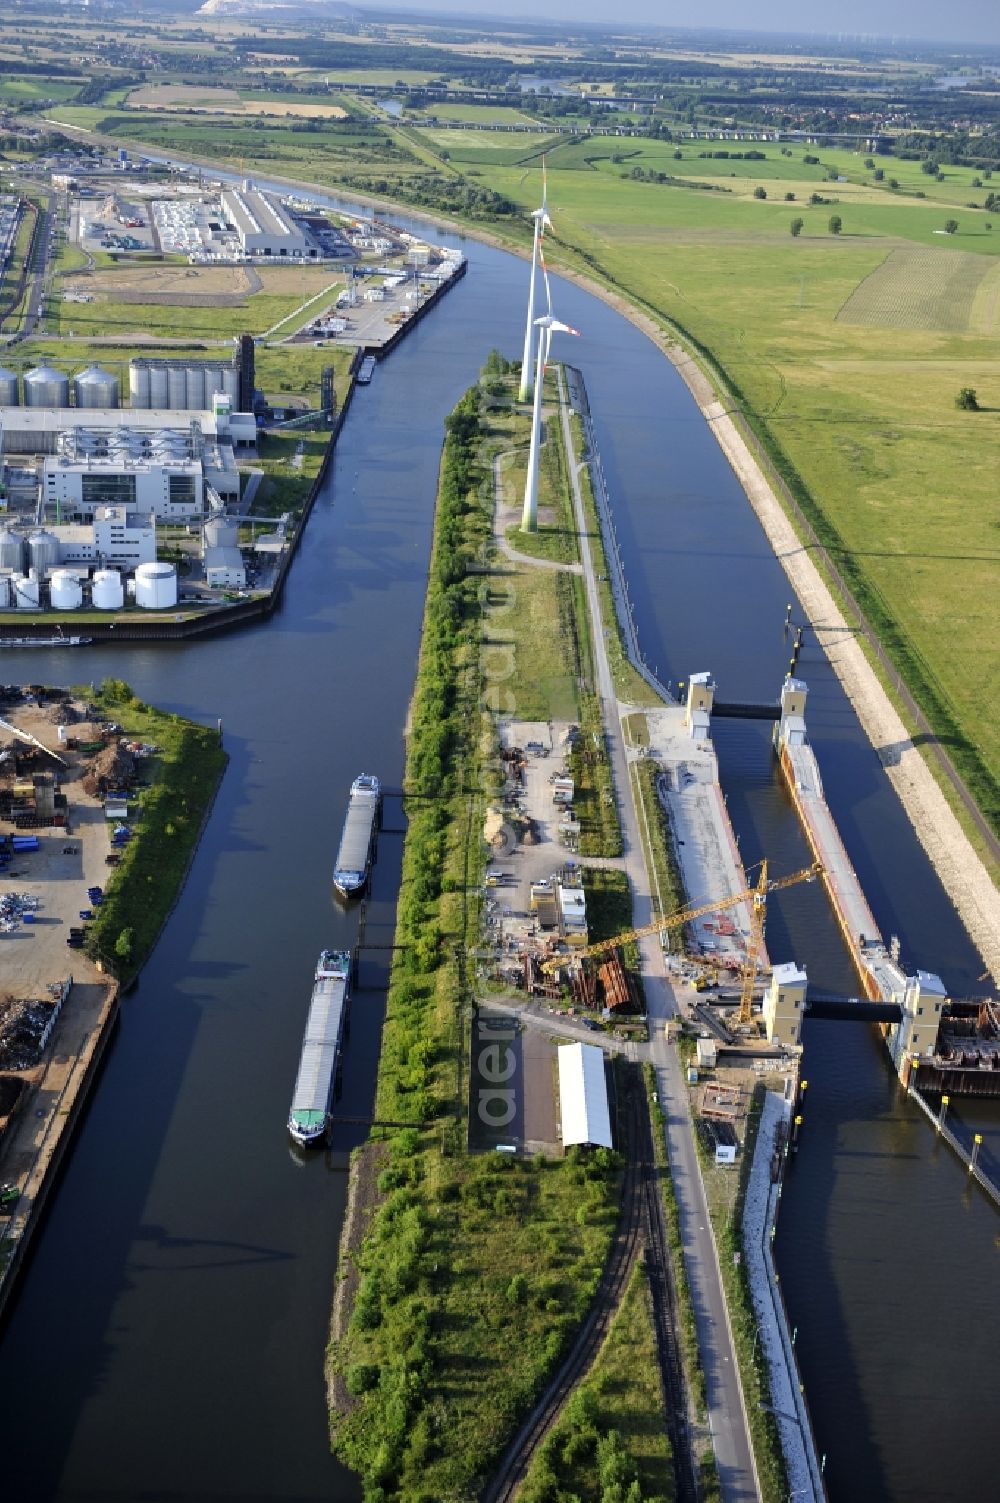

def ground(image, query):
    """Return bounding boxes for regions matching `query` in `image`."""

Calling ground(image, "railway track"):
[481,1083,646,1503]
[638,1100,699,1503]
[482,1073,698,1503]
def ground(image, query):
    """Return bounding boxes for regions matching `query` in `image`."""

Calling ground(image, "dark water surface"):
[0,189,995,1502]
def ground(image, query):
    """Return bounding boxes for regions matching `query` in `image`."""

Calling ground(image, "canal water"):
[0,190,996,1502]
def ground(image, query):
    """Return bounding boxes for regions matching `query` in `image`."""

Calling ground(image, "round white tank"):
[129,363,151,409]
[27,529,59,577]
[12,573,40,608]
[73,365,120,409]
[184,367,206,408]
[23,364,70,408]
[0,526,25,573]
[148,365,170,408]
[92,569,124,610]
[167,366,188,409]
[0,365,19,405]
[134,561,177,610]
[203,514,238,549]
[50,570,83,610]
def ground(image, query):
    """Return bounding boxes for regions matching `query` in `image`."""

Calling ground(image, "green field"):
[432,148,1000,852]
[418,102,544,125]
[518,1263,672,1503]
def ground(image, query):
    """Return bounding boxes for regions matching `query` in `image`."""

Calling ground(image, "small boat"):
[287,950,352,1147]
[333,774,381,898]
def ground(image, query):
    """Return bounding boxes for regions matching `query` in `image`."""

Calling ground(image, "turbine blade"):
[539,243,553,317]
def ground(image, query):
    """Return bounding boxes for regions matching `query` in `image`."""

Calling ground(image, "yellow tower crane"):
[542,860,822,1026]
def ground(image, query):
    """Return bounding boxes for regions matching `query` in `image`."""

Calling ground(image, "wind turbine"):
[521,306,580,533]
[518,160,552,404]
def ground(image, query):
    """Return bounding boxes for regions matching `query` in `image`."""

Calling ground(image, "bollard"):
[937,1093,950,1134]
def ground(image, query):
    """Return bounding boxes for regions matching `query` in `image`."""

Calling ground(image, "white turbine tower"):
[518,160,552,404]
[521,307,580,533]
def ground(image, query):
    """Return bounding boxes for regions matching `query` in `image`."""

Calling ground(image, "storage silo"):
[167,366,188,409]
[74,365,119,409]
[50,570,83,610]
[134,560,177,610]
[183,366,205,409]
[0,365,19,406]
[0,526,25,574]
[148,364,170,409]
[204,514,238,549]
[27,528,59,577]
[221,366,239,405]
[12,573,40,608]
[0,574,11,609]
[23,364,70,408]
[129,362,151,409]
[92,568,124,610]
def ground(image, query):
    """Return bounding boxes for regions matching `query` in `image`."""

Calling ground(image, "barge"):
[0,636,93,648]
[287,950,352,1147]
[356,356,376,385]
[333,774,381,898]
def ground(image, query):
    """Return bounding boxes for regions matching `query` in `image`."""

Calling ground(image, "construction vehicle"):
[541,860,821,1026]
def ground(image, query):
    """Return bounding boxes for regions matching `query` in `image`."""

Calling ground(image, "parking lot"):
[483,719,584,963]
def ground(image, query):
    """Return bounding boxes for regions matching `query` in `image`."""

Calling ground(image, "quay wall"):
[777,744,882,1004]
[0,981,120,1323]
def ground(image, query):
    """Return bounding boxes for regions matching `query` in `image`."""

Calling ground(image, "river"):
[0,181,996,1502]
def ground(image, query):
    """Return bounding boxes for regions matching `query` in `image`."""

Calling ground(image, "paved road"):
[558,373,758,1503]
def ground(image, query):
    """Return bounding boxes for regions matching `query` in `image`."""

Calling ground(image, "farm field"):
[415,102,544,125]
[433,149,1000,835]
[124,84,349,119]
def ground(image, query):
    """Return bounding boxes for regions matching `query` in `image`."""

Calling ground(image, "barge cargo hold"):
[333,774,381,898]
[287,950,352,1147]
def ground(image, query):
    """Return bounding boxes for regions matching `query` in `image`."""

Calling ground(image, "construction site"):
[0,687,129,1308]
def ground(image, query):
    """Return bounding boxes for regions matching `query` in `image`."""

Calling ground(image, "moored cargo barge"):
[287,950,352,1147]
[333,774,381,898]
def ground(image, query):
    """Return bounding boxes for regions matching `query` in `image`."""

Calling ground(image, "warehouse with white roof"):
[221,185,315,258]
[557,1042,613,1150]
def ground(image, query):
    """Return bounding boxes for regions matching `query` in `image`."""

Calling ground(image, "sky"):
[367,1,1000,49]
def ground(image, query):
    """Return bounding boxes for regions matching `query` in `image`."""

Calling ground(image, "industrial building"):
[0,408,249,515]
[43,453,206,522]
[0,336,255,415]
[49,506,157,569]
[221,186,315,259]
[130,334,254,413]
[201,512,246,589]
[557,1042,612,1150]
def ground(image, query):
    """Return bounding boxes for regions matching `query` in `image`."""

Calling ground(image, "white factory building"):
[221,186,315,258]
[48,505,157,568]
[0,407,251,517]
[44,454,206,522]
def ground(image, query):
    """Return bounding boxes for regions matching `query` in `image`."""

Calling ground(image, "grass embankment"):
[329,384,625,1502]
[518,1262,673,1503]
[252,430,331,520]
[694,1084,788,1503]
[630,761,687,951]
[83,680,226,979]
